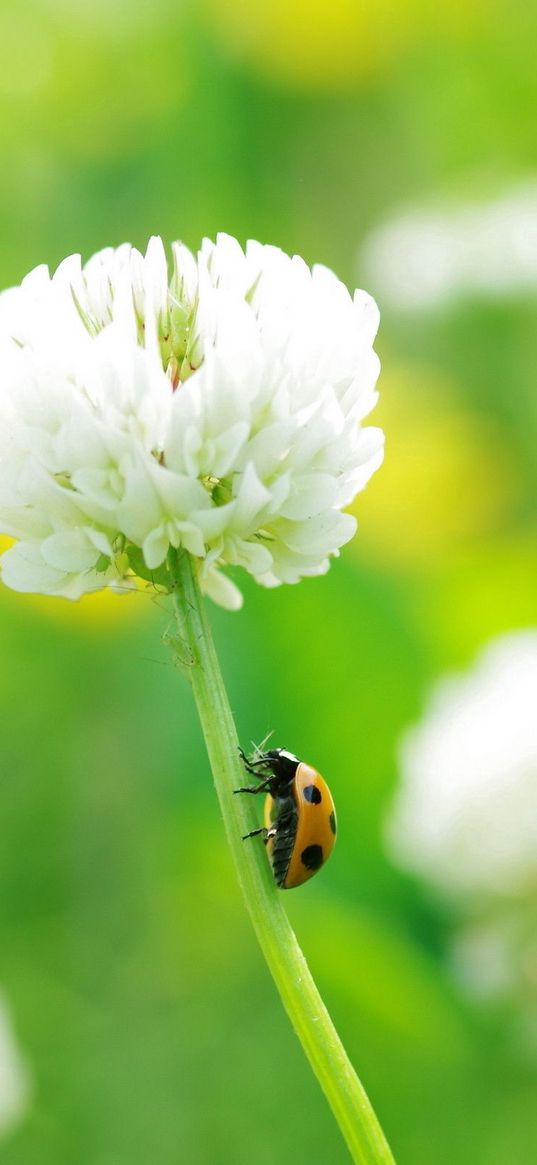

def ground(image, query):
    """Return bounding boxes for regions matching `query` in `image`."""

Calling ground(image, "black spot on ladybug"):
[329,811,337,835]
[301,844,323,871]
[303,784,322,804]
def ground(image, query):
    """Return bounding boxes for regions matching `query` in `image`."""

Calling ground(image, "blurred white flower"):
[451,909,537,1005]
[0,993,32,1138]
[386,630,537,1039]
[361,180,537,310]
[386,630,537,901]
[0,235,382,608]
[450,905,537,1059]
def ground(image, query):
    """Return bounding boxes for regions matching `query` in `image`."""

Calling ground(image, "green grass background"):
[0,2,536,1161]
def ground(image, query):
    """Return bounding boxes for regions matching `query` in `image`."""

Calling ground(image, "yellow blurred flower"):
[354,362,522,569]
[201,0,487,90]
[202,0,414,88]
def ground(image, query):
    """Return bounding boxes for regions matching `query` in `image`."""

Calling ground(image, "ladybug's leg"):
[233,778,272,795]
[235,751,274,795]
[241,826,268,841]
[238,745,258,774]
[238,746,271,778]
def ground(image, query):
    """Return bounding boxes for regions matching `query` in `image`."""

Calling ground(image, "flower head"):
[386,630,537,902]
[0,992,32,1138]
[0,235,382,607]
[385,630,537,1042]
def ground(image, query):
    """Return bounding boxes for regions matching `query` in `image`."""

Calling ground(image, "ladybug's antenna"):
[250,729,274,761]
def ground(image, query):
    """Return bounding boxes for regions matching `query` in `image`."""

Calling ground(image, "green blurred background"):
[1,1,536,1162]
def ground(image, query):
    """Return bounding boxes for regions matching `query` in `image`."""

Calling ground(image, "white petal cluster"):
[386,631,537,901]
[385,631,537,1037]
[0,993,32,1138]
[0,235,382,607]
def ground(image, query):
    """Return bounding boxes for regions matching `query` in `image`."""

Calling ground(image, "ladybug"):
[235,746,337,889]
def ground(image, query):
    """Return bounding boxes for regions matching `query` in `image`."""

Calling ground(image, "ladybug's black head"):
[262,748,300,785]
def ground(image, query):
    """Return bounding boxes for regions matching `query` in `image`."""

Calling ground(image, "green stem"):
[167,549,396,1165]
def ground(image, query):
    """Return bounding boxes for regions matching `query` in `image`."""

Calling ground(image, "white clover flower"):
[0,234,383,608]
[0,993,32,1138]
[385,630,537,902]
[451,909,537,1006]
[361,179,537,310]
[386,631,537,1042]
